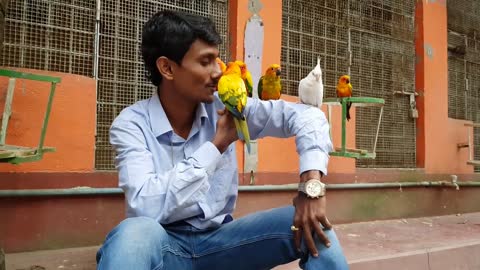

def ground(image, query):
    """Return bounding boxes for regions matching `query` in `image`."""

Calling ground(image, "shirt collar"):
[148,93,172,137]
[148,93,210,138]
[196,100,209,122]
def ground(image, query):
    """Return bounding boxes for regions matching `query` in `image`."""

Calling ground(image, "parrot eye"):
[346,79,349,83]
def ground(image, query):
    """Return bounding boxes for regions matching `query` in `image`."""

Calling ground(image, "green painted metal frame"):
[0,69,61,164]
[323,97,385,159]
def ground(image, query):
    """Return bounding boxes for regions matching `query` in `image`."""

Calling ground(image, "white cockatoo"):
[298,57,323,108]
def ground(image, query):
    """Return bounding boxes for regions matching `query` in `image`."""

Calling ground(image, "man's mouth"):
[207,83,218,91]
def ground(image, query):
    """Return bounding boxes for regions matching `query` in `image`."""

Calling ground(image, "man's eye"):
[200,59,210,66]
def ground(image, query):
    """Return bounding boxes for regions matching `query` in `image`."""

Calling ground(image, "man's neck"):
[158,86,196,140]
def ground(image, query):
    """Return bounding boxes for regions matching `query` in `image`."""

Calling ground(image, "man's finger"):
[321,216,333,230]
[302,225,318,257]
[293,228,302,252]
[312,220,331,248]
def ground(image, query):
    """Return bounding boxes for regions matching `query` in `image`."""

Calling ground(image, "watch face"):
[306,180,323,197]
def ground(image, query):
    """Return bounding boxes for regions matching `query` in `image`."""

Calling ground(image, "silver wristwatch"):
[298,179,326,198]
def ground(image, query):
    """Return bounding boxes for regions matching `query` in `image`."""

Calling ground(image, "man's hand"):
[212,108,238,153]
[292,170,332,257]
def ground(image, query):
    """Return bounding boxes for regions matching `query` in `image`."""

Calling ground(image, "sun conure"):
[234,60,253,98]
[336,75,353,121]
[217,61,251,153]
[258,64,282,100]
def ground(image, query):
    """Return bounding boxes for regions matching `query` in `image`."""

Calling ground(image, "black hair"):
[141,10,222,86]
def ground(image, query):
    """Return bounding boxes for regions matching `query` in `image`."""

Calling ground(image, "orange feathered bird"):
[336,75,353,121]
[234,60,254,97]
[258,64,282,100]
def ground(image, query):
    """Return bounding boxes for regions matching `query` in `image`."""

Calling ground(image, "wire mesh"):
[281,1,349,98]
[2,0,229,170]
[95,0,230,170]
[447,0,480,172]
[1,0,96,76]
[351,30,416,168]
[281,0,416,168]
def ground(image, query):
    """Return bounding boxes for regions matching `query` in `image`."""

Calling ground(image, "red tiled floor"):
[6,212,480,270]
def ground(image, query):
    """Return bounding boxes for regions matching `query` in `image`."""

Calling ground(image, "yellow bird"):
[258,64,282,100]
[234,60,254,97]
[336,75,353,121]
[217,61,251,153]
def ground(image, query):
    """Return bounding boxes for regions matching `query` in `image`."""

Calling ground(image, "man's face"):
[171,39,222,104]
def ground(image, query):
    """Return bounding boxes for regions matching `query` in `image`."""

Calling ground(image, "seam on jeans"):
[152,247,193,270]
[152,261,164,270]
[194,233,292,257]
[161,246,192,259]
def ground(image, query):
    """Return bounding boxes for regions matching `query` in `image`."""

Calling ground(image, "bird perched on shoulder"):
[216,57,227,73]
[258,64,282,100]
[234,60,253,97]
[299,56,323,108]
[336,75,353,121]
[217,61,251,153]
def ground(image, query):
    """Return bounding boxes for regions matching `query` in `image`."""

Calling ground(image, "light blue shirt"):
[110,93,333,229]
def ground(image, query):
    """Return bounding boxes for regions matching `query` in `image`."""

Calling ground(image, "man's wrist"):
[298,178,326,198]
[300,170,323,183]
[212,139,228,154]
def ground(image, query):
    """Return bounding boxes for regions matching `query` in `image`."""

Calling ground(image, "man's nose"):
[212,62,222,79]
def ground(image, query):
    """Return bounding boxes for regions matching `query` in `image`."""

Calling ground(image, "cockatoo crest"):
[311,57,322,82]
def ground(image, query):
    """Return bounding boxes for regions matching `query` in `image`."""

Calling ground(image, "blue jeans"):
[96,206,349,270]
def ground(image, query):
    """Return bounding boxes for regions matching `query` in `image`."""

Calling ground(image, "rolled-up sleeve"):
[245,98,333,175]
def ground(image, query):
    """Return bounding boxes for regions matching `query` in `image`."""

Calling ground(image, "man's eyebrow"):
[199,52,218,59]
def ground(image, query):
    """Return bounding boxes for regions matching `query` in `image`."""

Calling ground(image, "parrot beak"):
[276,69,281,77]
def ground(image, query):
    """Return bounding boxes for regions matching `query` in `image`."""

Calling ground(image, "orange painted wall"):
[230,0,282,70]
[0,68,96,172]
[415,0,473,174]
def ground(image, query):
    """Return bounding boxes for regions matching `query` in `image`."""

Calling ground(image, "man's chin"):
[203,95,215,104]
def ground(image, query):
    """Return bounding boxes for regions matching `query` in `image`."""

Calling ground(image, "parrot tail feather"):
[234,118,251,154]
[233,118,242,139]
[346,101,352,121]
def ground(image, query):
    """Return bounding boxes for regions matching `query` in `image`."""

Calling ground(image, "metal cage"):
[281,0,416,168]
[447,0,480,172]
[2,0,230,170]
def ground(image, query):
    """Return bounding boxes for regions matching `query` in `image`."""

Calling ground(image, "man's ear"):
[156,57,174,81]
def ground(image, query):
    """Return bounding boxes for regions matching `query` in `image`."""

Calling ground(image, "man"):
[96,10,348,270]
